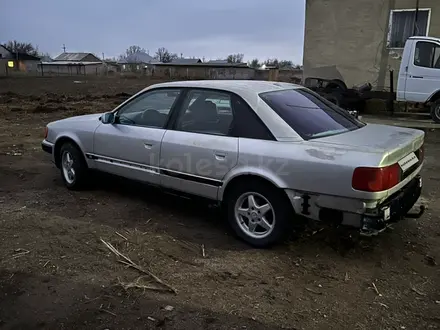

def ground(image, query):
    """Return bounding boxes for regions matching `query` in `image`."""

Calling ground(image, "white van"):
[397,36,440,123]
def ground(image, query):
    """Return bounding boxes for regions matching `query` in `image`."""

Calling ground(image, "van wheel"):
[226,180,294,248]
[430,100,440,123]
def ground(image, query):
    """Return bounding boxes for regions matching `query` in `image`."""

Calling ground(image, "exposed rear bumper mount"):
[360,175,423,236]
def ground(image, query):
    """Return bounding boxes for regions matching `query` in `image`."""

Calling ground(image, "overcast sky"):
[1,0,305,64]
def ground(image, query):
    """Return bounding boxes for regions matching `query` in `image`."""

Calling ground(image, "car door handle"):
[411,75,424,79]
[144,142,154,149]
[214,152,226,160]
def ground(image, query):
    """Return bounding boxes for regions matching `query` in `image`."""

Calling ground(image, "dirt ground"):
[0,77,439,330]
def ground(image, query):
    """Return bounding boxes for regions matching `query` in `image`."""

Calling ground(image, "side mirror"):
[101,112,115,124]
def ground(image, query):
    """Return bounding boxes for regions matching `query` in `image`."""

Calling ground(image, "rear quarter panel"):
[219,138,385,201]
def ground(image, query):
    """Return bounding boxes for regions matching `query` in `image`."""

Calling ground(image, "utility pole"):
[15,40,18,70]
[413,0,420,35]
[62,44,66,52]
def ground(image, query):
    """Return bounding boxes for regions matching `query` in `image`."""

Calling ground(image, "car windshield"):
[259,88,365,140]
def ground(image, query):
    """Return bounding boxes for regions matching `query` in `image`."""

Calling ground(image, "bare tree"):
[279,60,294,69]
[248,58,260,68]
[263,59,300,69]
[4,40,39,56]
[227,53,244,63]
[155,47,178,63]
[123,45,146,58]
[263,58,279,67]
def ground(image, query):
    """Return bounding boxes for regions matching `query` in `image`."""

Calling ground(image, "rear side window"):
[174,88,274,140]
[259,88,365,140]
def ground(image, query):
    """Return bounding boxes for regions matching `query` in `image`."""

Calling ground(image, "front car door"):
[160,89,240,199]
[406,40,440,102]
[92,88,182,184]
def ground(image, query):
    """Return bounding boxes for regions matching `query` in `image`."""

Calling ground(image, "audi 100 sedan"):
[42,80,425,247]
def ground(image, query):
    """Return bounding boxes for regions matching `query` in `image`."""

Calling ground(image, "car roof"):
[408,36,440,43]
[144,80,302,96]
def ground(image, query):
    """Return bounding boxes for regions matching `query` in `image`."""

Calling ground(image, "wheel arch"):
[427,89,440,103]
[53,135,87,168]
[219,168,289,202]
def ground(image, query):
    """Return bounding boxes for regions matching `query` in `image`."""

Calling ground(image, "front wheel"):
[430,100,440,123]
[59,142,89,190]
[226,181,294,247]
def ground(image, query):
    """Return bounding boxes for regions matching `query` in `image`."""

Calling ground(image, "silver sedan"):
[42,80,425,247]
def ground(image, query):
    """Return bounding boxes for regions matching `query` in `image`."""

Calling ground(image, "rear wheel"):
[430,100,440,123]
[59,142,88,190]
[226,180,294,247]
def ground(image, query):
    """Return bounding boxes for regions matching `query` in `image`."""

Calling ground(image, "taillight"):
[352,163,401,192]
[44,127,48,139]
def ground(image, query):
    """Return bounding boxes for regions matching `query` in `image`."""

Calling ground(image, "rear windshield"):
[259,88,365,140]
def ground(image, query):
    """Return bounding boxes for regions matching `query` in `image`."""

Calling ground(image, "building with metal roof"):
[54,52,102,62]
[118,52,155,64]
[170,58,202,65]
[207,59,228,64]
[0,44,41,73]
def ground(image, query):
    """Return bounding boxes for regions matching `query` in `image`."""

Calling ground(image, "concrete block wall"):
[303,0,440,90]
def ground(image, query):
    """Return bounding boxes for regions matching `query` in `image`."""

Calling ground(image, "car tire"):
[430,100,440,123]
[59,142,88,190]
[226,180,294,248]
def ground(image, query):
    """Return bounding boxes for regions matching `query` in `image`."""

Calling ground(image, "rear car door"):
[160,89,239,199]
[92,88,182,184]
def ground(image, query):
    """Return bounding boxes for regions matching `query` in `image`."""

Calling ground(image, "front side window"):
[259,88,365,140]
[388,9,430,48]
[116,89,181,128]
[414,41,440,68]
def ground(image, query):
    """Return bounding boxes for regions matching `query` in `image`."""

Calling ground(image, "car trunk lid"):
[316,124,425,168]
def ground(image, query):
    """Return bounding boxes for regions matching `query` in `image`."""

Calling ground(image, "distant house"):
[118,52,157,72]
[153,61,253,79]
[207,59,228,64]
[40,52,104,75]
[103,60,121,73]
[40,55,53,62]
[0,45,11,59]
[53,52,102,62]
[171,58,202,64]
[0,44,40,72]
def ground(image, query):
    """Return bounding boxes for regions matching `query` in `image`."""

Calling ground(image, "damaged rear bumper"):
[285,175,424,235]
[360,175,424,236]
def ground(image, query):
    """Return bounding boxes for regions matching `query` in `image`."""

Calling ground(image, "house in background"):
[40,52,104,75]
[40,55,53,62]
[303,0,440,89]
[153,61,253,79]
[170,58,202,65]
[53,52,102,62]
[103,60,121,73]
[207,59,229,64]
[0,44,40,72]
[118,52,157,72]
